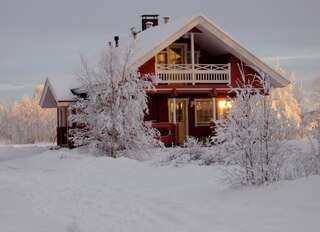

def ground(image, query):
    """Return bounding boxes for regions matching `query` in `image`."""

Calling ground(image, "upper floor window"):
[156,44,187,64]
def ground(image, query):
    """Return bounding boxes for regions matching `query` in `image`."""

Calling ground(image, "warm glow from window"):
[218,100,232,110]
[217,99,232,119]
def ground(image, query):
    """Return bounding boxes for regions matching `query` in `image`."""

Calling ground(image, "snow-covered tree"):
[271,60,302,138]
[0,85,56,144]
[69,44,160,157]
[313,113,320,162]
[310,77,320,110]
[0,105,11,142]
[213,66,290,185]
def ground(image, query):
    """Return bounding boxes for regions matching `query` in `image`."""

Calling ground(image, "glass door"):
[168,99,189,144]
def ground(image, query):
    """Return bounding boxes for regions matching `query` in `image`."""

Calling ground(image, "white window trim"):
[194,98,216,127]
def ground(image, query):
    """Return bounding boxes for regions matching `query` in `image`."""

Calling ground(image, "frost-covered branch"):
[69,44,161,157]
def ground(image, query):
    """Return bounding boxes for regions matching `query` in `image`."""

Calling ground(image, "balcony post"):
[228,63,232,85]
[190,32,195,85]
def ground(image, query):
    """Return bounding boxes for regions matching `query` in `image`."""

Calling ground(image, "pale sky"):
[1,0,319,104]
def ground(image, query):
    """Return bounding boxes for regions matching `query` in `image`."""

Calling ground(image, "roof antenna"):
[130,27,140,39]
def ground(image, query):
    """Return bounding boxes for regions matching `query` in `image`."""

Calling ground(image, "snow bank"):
[0,147,319,232]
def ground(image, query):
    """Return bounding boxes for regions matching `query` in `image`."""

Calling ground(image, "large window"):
[195,99,215,126]
[156,44,187,64]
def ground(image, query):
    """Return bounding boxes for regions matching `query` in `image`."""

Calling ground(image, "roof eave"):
[133,15,290,88]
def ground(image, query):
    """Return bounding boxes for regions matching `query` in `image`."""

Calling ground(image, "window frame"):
[194,98,216,127]
[156,43,188,65]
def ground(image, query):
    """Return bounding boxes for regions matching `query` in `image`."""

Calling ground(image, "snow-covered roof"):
[132,14,289,87]
[40,14,289,107]
[39,76,77,107]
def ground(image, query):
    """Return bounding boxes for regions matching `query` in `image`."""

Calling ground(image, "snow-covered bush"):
[0,85,56,144]
[165,137,205,164]
[160,137,221,166]
[212,66,291,185]
[278,138,320,179]
[69,44,161,157]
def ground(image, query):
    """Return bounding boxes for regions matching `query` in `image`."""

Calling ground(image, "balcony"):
[156,63,231,84]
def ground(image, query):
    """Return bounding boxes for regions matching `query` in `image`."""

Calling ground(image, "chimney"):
[141,14,159,30]
[114,36,119,47]
[163,16,170,24]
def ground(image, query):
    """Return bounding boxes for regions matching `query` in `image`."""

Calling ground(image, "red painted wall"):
[229,54,260,87]
[139,57,155,75]
[146,93,218,140]
[140,51,261,142]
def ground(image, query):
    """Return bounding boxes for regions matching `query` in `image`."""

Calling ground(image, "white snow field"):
[0,145,319,232]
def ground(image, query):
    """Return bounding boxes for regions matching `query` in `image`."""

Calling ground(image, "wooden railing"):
[151,122,179,145]
[156,63,231,84]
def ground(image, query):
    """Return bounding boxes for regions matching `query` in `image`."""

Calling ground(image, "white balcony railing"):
[156,63,231,84]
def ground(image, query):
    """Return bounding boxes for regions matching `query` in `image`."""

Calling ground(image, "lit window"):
[156,51,167,64]
[217,99,232,119]
[156,44,187,64]
[195,99,214,126]
[168,46,184,64]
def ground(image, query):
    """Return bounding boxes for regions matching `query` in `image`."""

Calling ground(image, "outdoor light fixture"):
[217,99,232,119]
[218,99,232,110]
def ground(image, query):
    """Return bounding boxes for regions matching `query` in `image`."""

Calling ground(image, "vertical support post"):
[172,97,177,124]
[212,97,216,121]
[57,107,60,127]
[190,32,195,85]
[228,62,232,85]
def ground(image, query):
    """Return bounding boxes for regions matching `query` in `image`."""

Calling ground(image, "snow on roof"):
[40,14,290,106]
[132,15,195,64]
[40,76,77,107]
[131,14,289,88]
[49,76,77,101]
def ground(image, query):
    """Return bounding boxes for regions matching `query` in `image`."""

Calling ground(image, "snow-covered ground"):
[0,145,319,232]
[0,144,49,162]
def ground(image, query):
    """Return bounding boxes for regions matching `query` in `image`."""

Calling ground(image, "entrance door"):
[168,99,189,144]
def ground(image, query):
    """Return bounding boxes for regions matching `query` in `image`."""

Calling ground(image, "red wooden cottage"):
[40,14,289,147]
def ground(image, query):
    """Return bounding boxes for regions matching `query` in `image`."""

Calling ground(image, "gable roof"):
[39,76,76,107]
[40,14,289,106]
[132,14,289,87]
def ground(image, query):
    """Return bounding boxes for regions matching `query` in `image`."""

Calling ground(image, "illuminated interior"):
[156,44,186,64]
[217,99,232,119]
[195,99,214,126]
